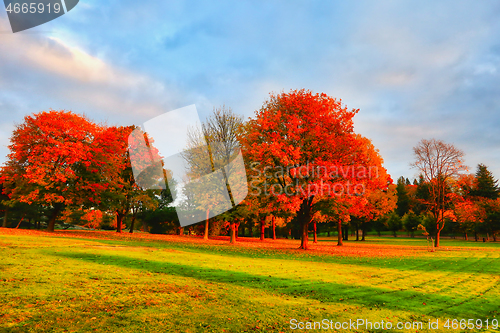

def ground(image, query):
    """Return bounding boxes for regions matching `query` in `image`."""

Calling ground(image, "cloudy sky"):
[1,0,500,181]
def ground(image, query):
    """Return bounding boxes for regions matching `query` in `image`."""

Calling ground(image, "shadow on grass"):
[49,251,496,319]
[50,236,500,276]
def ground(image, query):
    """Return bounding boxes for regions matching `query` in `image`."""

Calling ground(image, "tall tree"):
[470,164,499,200]
[1,110,107,231]
[181,105,245,241]
[396,176,411,217]
[124,126,176,233]
[241,89,389,249]
[411,139,467,247]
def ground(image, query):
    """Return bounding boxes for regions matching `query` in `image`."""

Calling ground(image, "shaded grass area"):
[50,250,499,319]
[0,231,499,332]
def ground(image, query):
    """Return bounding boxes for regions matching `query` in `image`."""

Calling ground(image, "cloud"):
[0,19,183,117]
[2,1,500,181]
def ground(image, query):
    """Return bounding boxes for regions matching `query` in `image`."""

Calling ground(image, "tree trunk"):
[272,216,276,240]
[129,215,136,233]
[475,231,478,242]
[47,206,61,232]
[260,218,265,241]
[116,212,124,233]
[2,207,8,228]
[487,233,490,241]
[337,219,343,246]
[313,221,317,243]
[204,209,210,240]
[300,217,309,249]
[361,226,366,241]
[327,230,330,237]
[298,198,313,250]
[230,222,236,244]
[435,220,444,247]
[235,222,240,239]
[465,233,468,241]
[178,227,184,235]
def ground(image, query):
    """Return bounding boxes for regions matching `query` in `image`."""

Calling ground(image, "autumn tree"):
[0,182,10,228]
[241,89,389,250]
[0,110,110,232]
[124,126,177,233]
[181,105,245,241]
[346,136,395,241]
[351,184,397,240]
[91,125,139,233]
[453,199,485,240]
[244,161,297,241]
[411,139,467,247]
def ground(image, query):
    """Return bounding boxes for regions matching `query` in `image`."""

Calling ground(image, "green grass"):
[0,231,499,332]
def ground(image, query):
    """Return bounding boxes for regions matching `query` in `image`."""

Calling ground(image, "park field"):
[0,229,499,333]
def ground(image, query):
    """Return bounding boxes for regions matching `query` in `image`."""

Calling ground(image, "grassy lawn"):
[0,229,499,332]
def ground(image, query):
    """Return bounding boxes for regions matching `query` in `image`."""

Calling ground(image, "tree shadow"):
[49,251,495,319]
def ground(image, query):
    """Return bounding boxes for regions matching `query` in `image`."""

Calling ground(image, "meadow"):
[0,229,499,333]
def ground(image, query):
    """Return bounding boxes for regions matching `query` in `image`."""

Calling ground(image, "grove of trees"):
[1,90,499,248]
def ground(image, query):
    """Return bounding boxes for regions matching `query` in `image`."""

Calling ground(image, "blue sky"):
[1,0,500,181]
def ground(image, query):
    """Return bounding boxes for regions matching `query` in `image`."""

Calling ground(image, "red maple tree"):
[1,110,108,231]
[241,89,390,249]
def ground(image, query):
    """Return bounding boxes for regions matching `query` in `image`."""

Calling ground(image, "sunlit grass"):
[0,229,499,332]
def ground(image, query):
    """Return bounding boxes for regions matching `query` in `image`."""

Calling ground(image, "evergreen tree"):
[402,211,421,237]
[396,176,410,217]
[471,164,499,199]
[386,212,402,237]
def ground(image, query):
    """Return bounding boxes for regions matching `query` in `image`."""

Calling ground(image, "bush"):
[402,211,421,237]
[386,212,402,237]
[145,207,179,234]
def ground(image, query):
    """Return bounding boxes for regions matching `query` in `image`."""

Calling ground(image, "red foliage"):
[240,89,390,249]
[1,111,133,231]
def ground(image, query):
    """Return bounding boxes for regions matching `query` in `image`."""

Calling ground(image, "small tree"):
[402,211,421,237]
[411,139,467,247]
[181,105,244,241]
[386,212,402,237]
